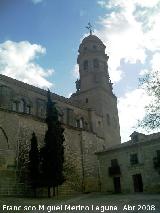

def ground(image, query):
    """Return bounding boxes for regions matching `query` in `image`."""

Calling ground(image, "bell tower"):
[71,31,121,146]
[77,35,112,93]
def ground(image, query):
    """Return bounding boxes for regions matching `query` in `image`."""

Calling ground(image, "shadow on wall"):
[0,127,9,149]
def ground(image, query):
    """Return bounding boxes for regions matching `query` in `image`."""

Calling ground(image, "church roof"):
[81,34,105,46]
[95,132,160,155]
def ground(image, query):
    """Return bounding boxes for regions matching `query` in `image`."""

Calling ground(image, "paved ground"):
[0,193,159,213]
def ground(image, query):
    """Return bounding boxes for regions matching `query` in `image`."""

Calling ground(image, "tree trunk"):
[56,186,58,197]
[48,186,51,198]
[34,187,37,198]
[53,187,55,196]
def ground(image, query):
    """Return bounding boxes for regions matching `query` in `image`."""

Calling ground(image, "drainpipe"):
[97,157,102,192]
[79,130,85,192]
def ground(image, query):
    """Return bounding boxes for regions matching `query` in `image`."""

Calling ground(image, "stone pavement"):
[0,193,159,213]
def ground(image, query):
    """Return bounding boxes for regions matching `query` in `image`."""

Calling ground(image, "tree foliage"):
[29,132,39,196]
[139,70,160,130]
[40,90,65,197]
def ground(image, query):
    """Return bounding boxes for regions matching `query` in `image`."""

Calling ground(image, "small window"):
[76,119,80,128]
[93,59,99,68]
[86,98,88,103]
[26,106,31,114]
[19,100,25,113]
[156,150,160,158]
[80,118,84,128]
[107,114,110,126]
[132,134,138,143]
[93,45,97,50]
[84,47,87,51]
[83,60,88,70]
[130,154,139,165]
[111,159,118,167]
[12,102,17,111]
[37,99,46,117]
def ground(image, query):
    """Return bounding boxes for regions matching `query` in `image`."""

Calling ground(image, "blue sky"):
[0,0,160,142]
[0,0,107,95]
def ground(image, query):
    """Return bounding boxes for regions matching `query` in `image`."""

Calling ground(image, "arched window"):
[93,59,99,68]
[19,99,25,113]
[83,60,88,70]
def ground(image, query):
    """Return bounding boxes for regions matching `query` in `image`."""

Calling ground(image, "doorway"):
[113,177,121,193]
[132,174,143,192]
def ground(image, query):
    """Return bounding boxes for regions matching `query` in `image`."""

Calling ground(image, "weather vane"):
[86,22,93,35]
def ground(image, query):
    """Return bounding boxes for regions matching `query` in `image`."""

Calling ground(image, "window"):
[83,47,87,51]
[76,118,84,128]
[83,60,88,70]
[98,121,101,126]
[12,102,17,111]
[156,150,160,159]
[86,98,88,103]
[37,99,46,117]
[0,86,11,96]
[130,154,139,165]
[111,159,118,167]
[76,119,80,128]
[19,100,25,113]
[93,59,99,68]
[153,150,160,172]
[107,114,111,126]
[80,118,84,128]
[93,45,97,50]
[26,105,31,114]
[132,134,138,143]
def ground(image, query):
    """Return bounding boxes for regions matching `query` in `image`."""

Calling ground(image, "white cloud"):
[139,69,149,76]
[96,0,160,141]
[31,0,43,4]
[72,64,79,79]
[150,52,160,71]
[96,0,160,83]
[0,40,54,89]
[118,88,152,142]
[67,93,73,98]
[97,0,106,7]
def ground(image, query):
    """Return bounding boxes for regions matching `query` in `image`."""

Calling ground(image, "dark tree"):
[29,132,39,197]
[40,90,65,197]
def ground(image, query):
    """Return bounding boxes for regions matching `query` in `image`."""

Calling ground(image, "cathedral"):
[0,32,159,196]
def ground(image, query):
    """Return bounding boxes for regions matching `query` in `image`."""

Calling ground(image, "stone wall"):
[97,138,160,193]
[0,108,104,196]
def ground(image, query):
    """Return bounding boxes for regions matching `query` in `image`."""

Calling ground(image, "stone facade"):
[0,34,121,196]
[96,131,160,193]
